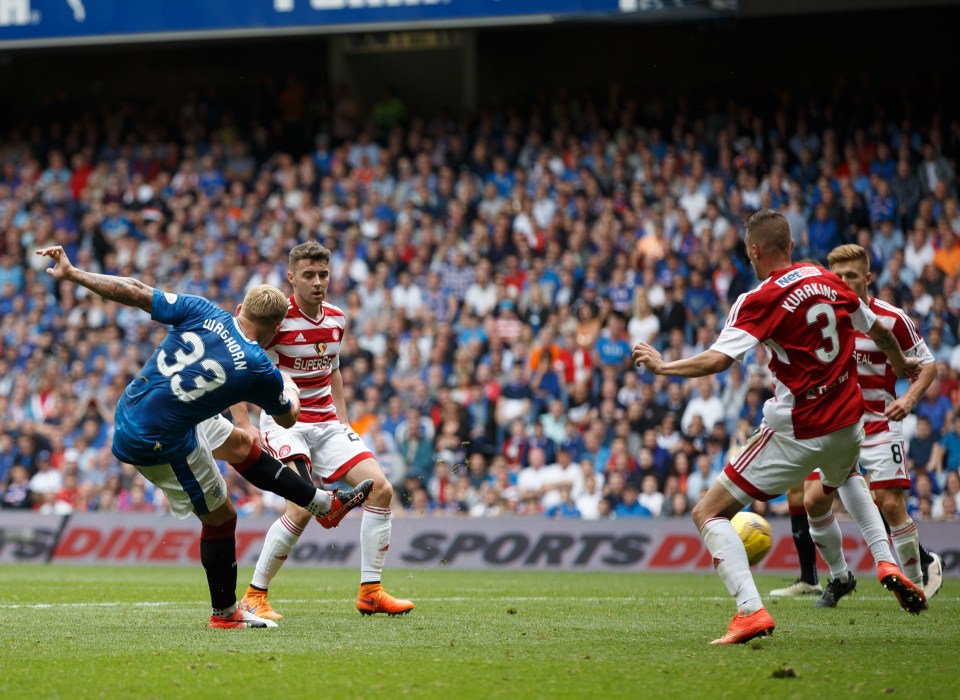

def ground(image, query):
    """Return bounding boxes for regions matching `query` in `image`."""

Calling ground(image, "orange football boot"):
[878,561,927,615]
[356,583,415,616]
[240,586,283,620]
[710,607,775,645]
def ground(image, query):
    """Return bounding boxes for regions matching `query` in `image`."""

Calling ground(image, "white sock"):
[837,473,893,565]
[808,510,849,581]
[304,490,333,517]
[890,518,922,586]
[212,602,238,618]
[360,505,392,584]
[700,518,762,614]
[251,514,303,590]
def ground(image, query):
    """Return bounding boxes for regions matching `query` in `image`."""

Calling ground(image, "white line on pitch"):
[1,595,953,610]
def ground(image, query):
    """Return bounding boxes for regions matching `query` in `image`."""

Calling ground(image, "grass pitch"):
[1,564,957,699]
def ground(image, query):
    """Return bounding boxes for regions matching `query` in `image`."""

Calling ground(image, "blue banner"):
[0,0,630,48]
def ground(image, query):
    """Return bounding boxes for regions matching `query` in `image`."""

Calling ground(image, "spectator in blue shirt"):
[909,417,940,476]
[934,414,960,484]
[683,269,719,325]
[593,313,632,373]
[614,484,653,518]
[545,484,582,519]
[808,202,841,261]
[915,380,952,435]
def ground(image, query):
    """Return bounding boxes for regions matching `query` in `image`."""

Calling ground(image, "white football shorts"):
[135,422,228,519]
[260,414,374,484]
[718,419,865,504]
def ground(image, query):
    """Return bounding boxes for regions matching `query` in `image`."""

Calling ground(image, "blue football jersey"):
[112,290,291,465]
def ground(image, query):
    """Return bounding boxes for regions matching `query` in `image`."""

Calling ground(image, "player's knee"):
[690,501,708,529]
[370,475,393,506]
[219,428,253,464]
[803,490,829,516]
[202,498,238,527]
[879,494,905,522]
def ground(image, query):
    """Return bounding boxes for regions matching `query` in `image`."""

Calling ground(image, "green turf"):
[1,565,957,699]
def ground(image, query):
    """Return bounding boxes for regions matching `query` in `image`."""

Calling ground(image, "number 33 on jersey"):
[112,291,291,465]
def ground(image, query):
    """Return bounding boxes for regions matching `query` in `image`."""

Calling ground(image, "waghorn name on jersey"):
[201,318,248,370]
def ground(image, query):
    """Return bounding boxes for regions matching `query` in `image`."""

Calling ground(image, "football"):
[731,511,773,566]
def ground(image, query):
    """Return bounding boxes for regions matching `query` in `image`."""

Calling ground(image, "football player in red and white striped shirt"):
[239,242,414,619]
[633,211,923,644]
[800,244,942,604]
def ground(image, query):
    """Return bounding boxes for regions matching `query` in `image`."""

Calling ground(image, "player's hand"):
[885,395,914,422]
[632,342,665,374]
[892,357,921,381]
[245,426,263,449]
[35,245,76,281]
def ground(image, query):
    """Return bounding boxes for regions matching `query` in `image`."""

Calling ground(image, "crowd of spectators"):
[1,78,959,523]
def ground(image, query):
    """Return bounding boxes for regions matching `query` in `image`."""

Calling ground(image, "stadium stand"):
[0,23,958,522]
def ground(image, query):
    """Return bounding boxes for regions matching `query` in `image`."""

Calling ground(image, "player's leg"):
[692,425,802,644]
[340,456,415,616]
[863,437,941,595]
[804,475,858,608]
[204,416,372,519]
[241,457,314,620]
[822,439,926,614]
[873,484,941,598]
[134,431,277,629]
[836,471,897,567]
[692,479,774,645]
[770,481,821,597]
[199,500,277,629]
[878,486,921,583]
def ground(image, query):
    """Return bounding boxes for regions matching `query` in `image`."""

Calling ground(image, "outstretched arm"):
[632,343,734,378]
[36,246,153,312]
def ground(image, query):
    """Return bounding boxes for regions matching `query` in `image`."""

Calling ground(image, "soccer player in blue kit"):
[36,245,373,629]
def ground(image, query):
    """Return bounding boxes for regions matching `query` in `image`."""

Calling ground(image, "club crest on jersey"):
[774,266,822,288]
[331,328,340,341]
[315,342,327,356]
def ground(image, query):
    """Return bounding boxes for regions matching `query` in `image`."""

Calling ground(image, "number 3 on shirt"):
[157,331,227,402]
[806,303,840,363]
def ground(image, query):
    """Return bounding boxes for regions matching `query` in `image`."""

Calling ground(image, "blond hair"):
[827,243,869,269]
[744,209,792,254]
[289,241,331,271]
[241,285,290,326]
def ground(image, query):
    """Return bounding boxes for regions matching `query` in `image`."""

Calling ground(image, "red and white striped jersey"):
[711,263,876,440]
[855,297,934,446]
[265,296,345,424]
